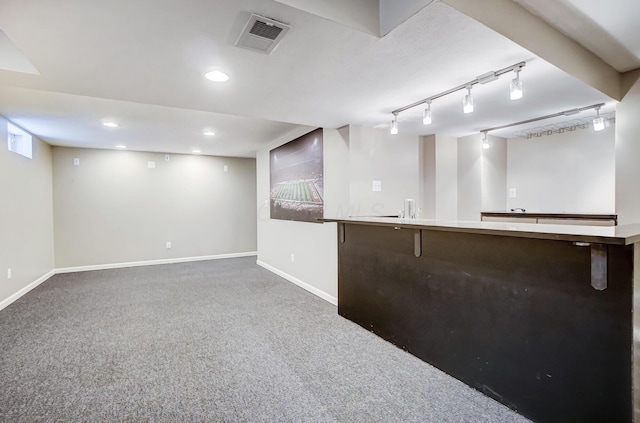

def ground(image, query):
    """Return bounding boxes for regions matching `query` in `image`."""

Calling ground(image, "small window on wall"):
[7,122,32,159]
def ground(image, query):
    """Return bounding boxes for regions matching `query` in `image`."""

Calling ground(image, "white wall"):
[323,126,351,217]
[420,134,458,220]
[0,116,54,307]
[426,128,611,220]
[481,135,507,213]
[456,133,508,220]
[616,75,640,224]
[457,134,483,220]
[507,126,615,214]
[52,147,257,267]
[435,134,459,220]
[256,127,343,304]
[348,125,420,217]
[419,135,436,218]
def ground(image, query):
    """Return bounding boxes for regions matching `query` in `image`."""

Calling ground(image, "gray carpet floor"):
[0,257,531,422]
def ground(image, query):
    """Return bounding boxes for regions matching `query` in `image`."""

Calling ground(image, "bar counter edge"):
[323,216,640,245]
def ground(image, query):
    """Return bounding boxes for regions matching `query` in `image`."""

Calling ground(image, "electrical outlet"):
[7,268,11,279]
[73,158,80,166]
[224,165,229,172]
[509,188,517,198]
[290,253,295,262]
[372,180,382,192]
[166,242,172,249]
[165,155,170,161]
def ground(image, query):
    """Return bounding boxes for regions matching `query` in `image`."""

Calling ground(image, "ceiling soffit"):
[442,0,624,100]
[272,0,437,36]
[0,30,39,75]
[273,0,381,36]
[514,0,640,73]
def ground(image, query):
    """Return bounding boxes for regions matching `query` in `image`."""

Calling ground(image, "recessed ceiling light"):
[203,131,215,136]
[103,121,119,128]
[115,145,126,149]
[192,149,201,154]
[204,70,229,82]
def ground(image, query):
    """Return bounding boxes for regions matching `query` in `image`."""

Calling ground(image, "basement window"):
[7,122,32,159]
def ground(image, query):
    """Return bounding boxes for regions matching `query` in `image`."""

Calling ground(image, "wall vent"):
[235,14,290,54]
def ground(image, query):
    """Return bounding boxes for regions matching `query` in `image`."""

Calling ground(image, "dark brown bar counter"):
[328,217,640,423]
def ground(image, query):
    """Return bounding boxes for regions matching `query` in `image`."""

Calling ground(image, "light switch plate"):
[372,180,382,192]
[148,161,156,169]
[509,188,517,198]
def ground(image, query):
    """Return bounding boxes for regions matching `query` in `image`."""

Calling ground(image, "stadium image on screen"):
[269,128,323,222]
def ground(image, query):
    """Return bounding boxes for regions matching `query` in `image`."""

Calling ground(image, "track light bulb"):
[510,69,523,100]
[390,115,398,135]
[463,86,474,114]
[482,133,490,149]
[593,107,604,131]
[593,117,605,131]
[423,101,432,125]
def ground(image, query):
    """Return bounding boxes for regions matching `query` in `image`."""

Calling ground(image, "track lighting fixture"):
[480,103,606,139]
[482,132,490,149]
[423,100,432,125]
[463,85,474,114]
[593,107,605,131]
[510,67,523,100]
[388,61,525,133]
[390,113,398,135]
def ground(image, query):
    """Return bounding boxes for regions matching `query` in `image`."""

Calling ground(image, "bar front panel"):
[338,223,632,423]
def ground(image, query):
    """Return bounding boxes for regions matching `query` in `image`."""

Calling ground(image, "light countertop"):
[325,216,640,245]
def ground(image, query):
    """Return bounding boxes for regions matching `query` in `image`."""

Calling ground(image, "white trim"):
[0,252,292,313]
[55,252,257,274]
[0,269,56,312]
[256,260,338,306]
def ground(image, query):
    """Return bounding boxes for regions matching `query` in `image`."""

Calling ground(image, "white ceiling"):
[0,0,633,157]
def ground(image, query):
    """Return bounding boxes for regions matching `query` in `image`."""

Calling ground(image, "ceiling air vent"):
[235,14,290,54]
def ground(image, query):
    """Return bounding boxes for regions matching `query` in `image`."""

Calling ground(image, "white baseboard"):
[256,260,337,306]
[55,251,257,274]
[2,254,335,314]
[0,269,56,312]
[0,252,257,312]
